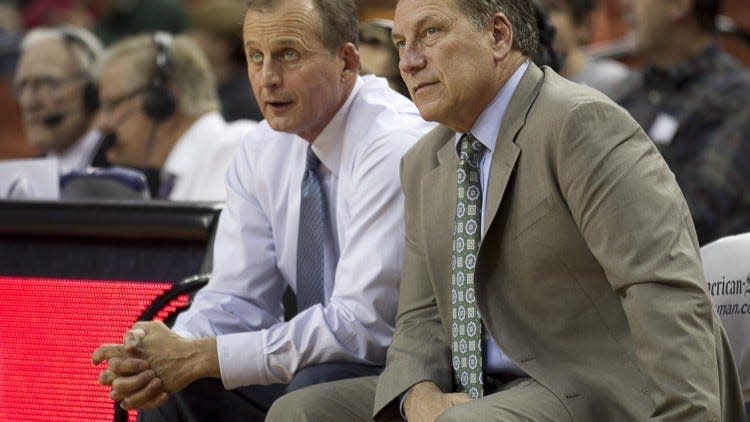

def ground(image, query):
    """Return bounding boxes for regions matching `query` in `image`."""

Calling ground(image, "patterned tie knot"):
[459,134,485,169]
[306,146,321,172]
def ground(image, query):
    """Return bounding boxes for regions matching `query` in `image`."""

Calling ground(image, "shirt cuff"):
[400,388,412,420]
[216,331,267,389]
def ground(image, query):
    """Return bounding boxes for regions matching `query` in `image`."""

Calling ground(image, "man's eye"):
[394,40,405,50]
[283,49,299,60]
[249,51,263,64]
[425,27,438,37]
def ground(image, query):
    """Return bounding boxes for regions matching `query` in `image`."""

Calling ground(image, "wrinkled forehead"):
[16,40,78,78]
[243,0,323,43]
[392,0,463,39]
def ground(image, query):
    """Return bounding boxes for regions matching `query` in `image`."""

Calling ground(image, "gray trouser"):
[266,375,573,422]
[139,363,382,422]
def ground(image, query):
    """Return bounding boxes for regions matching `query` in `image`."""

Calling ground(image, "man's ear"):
[490,12,514,62]
[340,43,360,81]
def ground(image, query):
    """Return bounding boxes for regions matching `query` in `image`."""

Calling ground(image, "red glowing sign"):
[0,277,188,422]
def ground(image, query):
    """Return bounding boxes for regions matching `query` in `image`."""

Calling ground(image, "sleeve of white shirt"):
[173,133,407,389]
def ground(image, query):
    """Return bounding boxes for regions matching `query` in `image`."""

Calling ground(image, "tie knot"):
[459,134,485,165]
[306,146,321,172]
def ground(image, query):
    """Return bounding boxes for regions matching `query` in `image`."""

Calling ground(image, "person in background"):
[359,19,409,98]
[0,0,31,160]
[617,0,750,244]
[96,32,254,201]
[21,0,101,30]
[188,0,263,122]
[538,0,630,97]
[13,25,107,174]
[92,0,434,419]
[266,0,745,420]
[94,0,187,45]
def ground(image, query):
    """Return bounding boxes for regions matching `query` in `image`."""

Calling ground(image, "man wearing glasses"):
[96,32,256,201]
[13,25,107,174]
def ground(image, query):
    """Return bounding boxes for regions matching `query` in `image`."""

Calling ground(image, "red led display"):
[0,276,189,422]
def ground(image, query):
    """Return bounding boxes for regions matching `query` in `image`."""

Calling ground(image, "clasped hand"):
[92,321,189,410]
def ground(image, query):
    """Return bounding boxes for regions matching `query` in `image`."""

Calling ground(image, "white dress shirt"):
[172,75,436,389]
[48,129,101,174]
[164,112,255,201]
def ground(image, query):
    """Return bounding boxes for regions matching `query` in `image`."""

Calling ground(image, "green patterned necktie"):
[451,133,485,399]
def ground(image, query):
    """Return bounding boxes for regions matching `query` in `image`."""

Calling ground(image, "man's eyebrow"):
[244,38,301,48]
[392,16,438,42]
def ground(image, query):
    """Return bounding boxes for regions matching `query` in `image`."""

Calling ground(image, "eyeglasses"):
[99,86,148,113]
[11,74,86,99]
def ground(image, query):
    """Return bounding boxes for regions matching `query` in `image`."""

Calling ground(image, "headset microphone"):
[42,113,66,127]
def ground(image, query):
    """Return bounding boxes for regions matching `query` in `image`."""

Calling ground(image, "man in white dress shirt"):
[92,0,434,419]
[13,26,106,174]
[96,32,254,201]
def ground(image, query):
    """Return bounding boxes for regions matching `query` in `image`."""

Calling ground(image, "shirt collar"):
[310,76,363,177]
[642,42,720,90]
[48,129,101,174]
[455,60,529,155]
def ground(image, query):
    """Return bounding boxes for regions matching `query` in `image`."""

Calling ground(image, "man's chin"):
[265,117,298,134]
[27,136,59,154]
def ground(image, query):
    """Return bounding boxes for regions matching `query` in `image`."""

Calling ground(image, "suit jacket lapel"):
[424,128,459,290]
[483,64,544,238]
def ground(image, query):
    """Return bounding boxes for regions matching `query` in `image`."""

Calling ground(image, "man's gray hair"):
[452,0,539,58]
[21,25,103,79]
[245,0,359,51]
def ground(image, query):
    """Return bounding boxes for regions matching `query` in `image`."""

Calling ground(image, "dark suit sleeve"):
[373,156,454,418]
[556,99,724,420]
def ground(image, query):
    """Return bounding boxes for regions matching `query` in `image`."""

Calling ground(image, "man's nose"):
[398,42,427,75]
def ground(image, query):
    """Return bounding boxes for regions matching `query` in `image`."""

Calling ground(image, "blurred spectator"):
[13,25,107,173]
[94,0,187,45]
[96,32,255,201]
[21,0,101,29]
[617,0,750,244]
[188,0,262,121]
[1,0,21,75]
[358,19,409,97]
[0,1,31,160]
[538,0,630,96]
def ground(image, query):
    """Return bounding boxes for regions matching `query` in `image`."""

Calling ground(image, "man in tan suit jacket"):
[267,0,746,420]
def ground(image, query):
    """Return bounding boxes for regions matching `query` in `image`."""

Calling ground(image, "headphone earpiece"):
[60,28,101,113]
[83,81,100,112]
[142,32,176,122]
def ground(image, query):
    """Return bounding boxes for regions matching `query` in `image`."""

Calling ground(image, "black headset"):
[59,28,100,113]
[142,31,177,122]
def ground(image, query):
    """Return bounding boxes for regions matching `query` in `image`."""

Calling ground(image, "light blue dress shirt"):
[454,61,529,377]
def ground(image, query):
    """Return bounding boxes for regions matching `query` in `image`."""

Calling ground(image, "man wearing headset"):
[13,25,106,174]
[96,32,256,201]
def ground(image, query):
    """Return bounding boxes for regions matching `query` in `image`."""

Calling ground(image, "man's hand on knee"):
[404,381,472,422]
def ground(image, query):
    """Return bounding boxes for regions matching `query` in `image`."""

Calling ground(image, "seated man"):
[13,25,106,174]
[92,0,434,420]
[95,32,255,201]
[267,0,745,420]
[617,0,750,244]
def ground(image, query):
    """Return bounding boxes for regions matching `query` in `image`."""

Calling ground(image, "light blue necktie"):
[296,145,327,311]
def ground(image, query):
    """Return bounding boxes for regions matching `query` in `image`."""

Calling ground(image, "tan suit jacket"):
[374,64,745,421]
